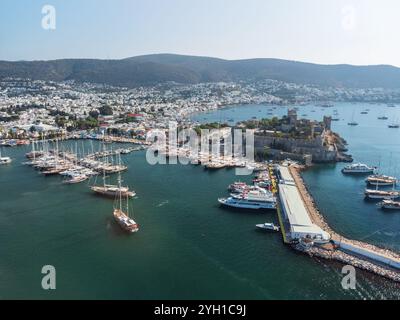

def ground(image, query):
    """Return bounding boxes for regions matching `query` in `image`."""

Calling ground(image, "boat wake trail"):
[156,200,169,207]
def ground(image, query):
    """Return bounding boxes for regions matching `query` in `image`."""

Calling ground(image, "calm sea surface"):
[1,102,400,299]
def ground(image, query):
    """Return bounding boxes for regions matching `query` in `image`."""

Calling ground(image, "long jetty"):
[278,164,400,282]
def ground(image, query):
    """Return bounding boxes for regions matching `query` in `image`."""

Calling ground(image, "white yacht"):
[64,174,89,184]
[256,223,280,232]
[0,150,11,165]
[342,163,376,174]
[218,189,277,210]
[228,182,258,194]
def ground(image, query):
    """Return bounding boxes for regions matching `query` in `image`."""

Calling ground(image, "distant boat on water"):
[348,110,358,126]
[388,118,400,128]
[0,150,12,165]
[388,117,400,128]
[348,121,358,126]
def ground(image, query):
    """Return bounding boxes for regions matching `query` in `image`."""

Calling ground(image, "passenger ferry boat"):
[342,163,377,174]
[379,200,400,210]
[218,189,277,210]
[365,189,400,200]
[366,175,397,186]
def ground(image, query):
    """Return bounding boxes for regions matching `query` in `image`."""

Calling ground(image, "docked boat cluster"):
[342,163,400,211]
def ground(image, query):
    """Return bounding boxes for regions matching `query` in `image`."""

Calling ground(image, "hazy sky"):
[1,0,400,66]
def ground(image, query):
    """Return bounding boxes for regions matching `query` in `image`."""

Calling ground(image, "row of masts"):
[24,139,132,180]
[23,138,140,233]
[154,144,266,171]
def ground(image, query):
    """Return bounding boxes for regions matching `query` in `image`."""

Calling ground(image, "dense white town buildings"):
[1,77,400,139]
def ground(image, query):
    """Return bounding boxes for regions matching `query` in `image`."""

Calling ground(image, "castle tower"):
[323,116,332,130]
[310,122,315,138]
[288,109,297,126]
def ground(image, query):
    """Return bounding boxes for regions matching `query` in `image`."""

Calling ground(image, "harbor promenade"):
[288,165,400,281]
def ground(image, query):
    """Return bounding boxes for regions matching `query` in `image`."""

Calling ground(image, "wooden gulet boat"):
[379,200,400,210]
[90,155,135,198]
[113,176,139,233]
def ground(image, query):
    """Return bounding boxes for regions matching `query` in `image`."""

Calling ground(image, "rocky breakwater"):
[290,165,400,282]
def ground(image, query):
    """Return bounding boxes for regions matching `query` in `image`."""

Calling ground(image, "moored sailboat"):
[379,200,400,210]
[91,155,135,198]
[366,175,397,186]
[365,189,400,200]
[113,175,139,233]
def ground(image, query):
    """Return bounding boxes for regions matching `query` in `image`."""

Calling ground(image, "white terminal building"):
[278,165,331,244]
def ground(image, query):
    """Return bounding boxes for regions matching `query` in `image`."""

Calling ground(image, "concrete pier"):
[276,164,400,282]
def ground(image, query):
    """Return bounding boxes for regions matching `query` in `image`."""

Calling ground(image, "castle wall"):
[254,133,338,163]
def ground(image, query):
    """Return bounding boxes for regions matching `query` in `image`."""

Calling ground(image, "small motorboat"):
[64,174,89,184]
[256,223,280,232]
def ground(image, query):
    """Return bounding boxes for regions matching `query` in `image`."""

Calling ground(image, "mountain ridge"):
[1,53,400,89]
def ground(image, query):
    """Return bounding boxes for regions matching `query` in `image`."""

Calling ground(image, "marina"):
[1,102,400,299]
[21,139,143,185]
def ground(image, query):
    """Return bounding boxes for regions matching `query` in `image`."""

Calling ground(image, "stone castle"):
[253,109,351,164]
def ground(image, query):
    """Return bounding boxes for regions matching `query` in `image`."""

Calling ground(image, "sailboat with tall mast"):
[113,174,139,233]
[91,153,135,198]
[378,110,389,120]
[388,116,400,128]
[348,110,358,126]
[365,176,400,200]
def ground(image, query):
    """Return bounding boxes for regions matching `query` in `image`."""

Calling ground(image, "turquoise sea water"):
[1,102,400,299]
